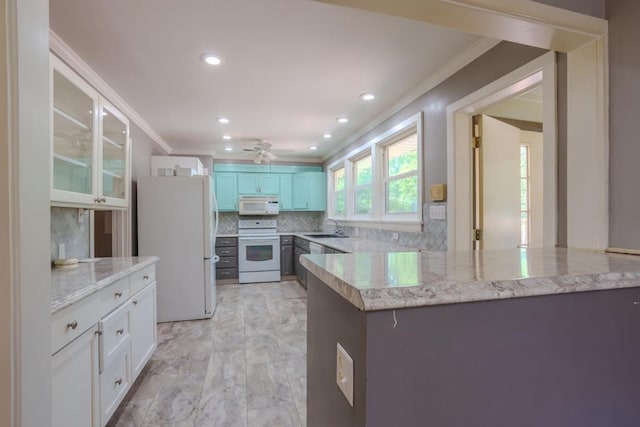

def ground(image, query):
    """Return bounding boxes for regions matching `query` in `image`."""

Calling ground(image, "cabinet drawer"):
[100,277,130,315]
[216,237,238,247]
[216,256,238,268]
[52,294,101,355]
[216,246,237,257]
[130,264,155,295]
[100,344,131,425]
[281,235,293,245]
[216,268,238,280]
[99,302,131,370]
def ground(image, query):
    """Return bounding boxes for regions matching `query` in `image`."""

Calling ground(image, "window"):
[384,133,418,214]
[326,111,423,230]
[333,167,346,216]
[353,155,372,214]
[520,145,530,247]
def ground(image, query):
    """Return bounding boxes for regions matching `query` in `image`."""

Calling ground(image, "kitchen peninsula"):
[302,248,640,427]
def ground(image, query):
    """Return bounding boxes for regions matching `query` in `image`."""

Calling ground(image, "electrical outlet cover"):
[336,343,354,406]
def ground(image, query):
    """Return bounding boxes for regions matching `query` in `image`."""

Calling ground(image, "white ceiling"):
[49,0,481,162]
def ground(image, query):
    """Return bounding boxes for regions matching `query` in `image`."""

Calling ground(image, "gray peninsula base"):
[307,273,640,427]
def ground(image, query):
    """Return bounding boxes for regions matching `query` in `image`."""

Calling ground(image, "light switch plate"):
[336,343,354,406]
[430,205,446,220]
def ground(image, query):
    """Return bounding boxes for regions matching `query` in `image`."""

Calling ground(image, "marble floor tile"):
[246,362,294,410]
[247,405,300,427]
[194,386,247,427]
[111,280,308,427]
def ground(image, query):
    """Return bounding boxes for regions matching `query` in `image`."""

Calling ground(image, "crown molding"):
[321,36,500,163]
[49,30,173,154]
[170,148,324,164]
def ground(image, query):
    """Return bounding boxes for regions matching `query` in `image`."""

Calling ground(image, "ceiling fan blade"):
[265,151,277,160]
[242,148,256,152]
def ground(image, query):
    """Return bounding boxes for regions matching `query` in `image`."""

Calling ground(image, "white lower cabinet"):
[51,263,157,427]
[52,325,100,427]
[130,282,157,377]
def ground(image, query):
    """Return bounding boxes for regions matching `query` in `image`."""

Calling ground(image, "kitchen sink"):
[303,233,349,238]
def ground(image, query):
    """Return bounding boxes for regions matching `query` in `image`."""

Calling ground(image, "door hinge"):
[473,229,483,241]
[473,136,481,149]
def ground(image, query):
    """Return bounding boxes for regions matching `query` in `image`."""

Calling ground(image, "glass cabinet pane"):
[52,70,95,194]
[101,106,127,199]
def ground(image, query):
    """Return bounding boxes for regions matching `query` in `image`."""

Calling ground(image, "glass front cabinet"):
[51,54,130,209]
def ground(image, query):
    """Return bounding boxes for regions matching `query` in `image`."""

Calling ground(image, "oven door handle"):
[238,237,279,244]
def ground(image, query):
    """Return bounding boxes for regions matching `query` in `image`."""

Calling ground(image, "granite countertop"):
[217,232,416,253]
[51,256,159,314]
[300,248,640,311]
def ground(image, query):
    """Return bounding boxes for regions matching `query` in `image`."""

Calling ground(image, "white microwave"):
[238,195,279,216]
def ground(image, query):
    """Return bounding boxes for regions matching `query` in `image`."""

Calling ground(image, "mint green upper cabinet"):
[237,173,279,195]
[293,172,326,211]
[278,174,293,210]
[214,173,237,211]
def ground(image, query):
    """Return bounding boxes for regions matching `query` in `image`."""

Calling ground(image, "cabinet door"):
[293,173,310,210]
[51,55,100,206]
[281,244,294,275]
[130,282,157,378]
[278,174,293,210]
[99,100,129,208]
[215,173,238,211]
[294,246,308,287]
[52,325,100,427]
[307,172,327,211]
[259,174,279,194]
[237,173,260,194]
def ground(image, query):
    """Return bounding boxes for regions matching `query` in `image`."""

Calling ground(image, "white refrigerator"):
[137,176,218,322]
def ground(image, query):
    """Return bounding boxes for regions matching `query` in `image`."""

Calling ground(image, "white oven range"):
[237,219,281,284]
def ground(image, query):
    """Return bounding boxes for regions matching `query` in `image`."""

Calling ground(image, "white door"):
[476,115,521,250]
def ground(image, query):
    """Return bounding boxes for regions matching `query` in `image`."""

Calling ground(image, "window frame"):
[326,111,423,231]
[329,165,346,218]
[350,150,374,218]
[381,130,420,219]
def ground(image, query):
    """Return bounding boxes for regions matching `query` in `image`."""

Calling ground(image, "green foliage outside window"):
[386,136,418,213]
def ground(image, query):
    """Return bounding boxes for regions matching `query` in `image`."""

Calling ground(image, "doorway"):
[472,85,543,250]
[447,52,557,251]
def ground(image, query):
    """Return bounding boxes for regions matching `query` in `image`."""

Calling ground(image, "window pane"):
[334,191,345,215]
[520,178,528,211]
[355,187,372,214]
[520,146,528,177]
[355,156,372,185]
[334,168,345,191]
[387,134,417,177]
[521,212,529,246]
[387,176,418,213]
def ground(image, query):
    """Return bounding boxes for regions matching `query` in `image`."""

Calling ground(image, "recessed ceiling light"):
[223,135,232,140]
[201,53,222,66]
[224,147,233,152]
[217,117,230,124]
[310,146,318,150]
[323,133,332,139]
[360,93,375,101]
[337,117,348,124]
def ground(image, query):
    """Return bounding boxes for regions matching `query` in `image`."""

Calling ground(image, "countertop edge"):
[51,256,160,314]
[301,253,640,312]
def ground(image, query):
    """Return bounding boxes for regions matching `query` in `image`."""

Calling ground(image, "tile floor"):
[107,280,308,427]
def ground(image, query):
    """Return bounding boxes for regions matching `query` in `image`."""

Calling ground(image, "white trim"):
[446,51,557,251]
[322,37,500,162]
[49,30,173,155]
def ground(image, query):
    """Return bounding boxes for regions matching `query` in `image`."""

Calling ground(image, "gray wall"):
[606,0,640,249]
[533,0,605,17]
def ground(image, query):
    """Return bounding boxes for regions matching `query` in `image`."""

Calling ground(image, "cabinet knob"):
[116,328,124,335]
[132,300,138,305]
[143,275,149,280]
[115,378,123,386]
[66,320,78,330]
[115,292,123,298]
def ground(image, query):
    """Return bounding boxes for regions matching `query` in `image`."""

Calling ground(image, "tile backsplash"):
[218,211,324,234]
[50,207,90,261]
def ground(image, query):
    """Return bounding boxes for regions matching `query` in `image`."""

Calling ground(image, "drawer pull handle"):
[143,275,149,280]
[115,292,123,298]
[66,320,78,330]
[132,300,138,305]
[116,328,124,335]
[115,378,123,386]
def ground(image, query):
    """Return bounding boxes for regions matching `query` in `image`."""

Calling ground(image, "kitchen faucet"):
[324,218,344,237]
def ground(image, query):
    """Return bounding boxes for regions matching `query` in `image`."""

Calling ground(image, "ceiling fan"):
[243,141,277,164]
